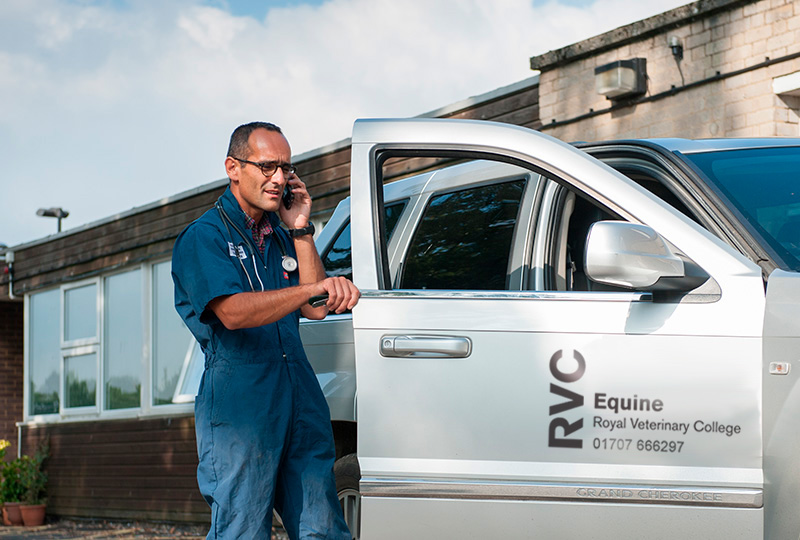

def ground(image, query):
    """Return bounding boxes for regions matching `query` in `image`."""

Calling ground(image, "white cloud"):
[0,0,692,247]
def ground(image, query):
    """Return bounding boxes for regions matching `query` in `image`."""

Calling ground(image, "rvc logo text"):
[549,349,585,448]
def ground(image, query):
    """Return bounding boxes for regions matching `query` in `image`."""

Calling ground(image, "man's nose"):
[272,167,286,184]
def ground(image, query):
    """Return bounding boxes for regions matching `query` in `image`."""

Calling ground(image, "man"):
[172,122,359,539]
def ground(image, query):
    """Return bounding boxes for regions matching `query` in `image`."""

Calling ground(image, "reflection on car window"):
[322,201,406,281]
[685,147,800,271]
[400,180,526,290]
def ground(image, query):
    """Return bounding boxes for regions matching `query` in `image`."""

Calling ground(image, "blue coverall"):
[172,187,350,539]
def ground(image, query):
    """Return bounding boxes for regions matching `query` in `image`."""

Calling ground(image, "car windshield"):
[683,146,800,272]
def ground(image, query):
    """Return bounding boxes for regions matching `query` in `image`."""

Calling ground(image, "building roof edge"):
[529,0,757,71]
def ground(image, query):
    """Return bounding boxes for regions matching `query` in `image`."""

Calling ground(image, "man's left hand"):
[279,174,312,229]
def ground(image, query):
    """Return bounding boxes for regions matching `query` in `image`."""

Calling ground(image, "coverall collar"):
[219,186,281,235]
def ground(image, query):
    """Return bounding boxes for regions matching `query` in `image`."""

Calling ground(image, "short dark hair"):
[227,122,283,159]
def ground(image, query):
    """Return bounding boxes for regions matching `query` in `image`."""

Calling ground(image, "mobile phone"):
[309,294,329,308]
[282,185,294,209]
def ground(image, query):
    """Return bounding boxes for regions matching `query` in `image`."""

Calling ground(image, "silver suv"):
[302,119,800,539]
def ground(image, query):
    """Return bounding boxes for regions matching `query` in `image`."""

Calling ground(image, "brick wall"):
[0,300,23,458]
[533,0,800,142]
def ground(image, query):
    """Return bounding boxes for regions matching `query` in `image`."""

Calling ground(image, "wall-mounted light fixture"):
[668,37,685,86]
[669,36,684,61]
[594,58,647,100]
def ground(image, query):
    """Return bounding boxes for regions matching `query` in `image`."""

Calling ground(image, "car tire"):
[335,453,361,540]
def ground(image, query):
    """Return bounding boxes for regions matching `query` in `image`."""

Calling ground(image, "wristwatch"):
[288,222,315,238]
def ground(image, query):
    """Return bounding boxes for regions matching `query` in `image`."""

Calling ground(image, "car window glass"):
[399,179,526,290]
[562,192,621,292]
[541,183,711,299]
[322,201,406,281]
[685,147,800,271]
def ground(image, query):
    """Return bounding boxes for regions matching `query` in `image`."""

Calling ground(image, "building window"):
[28,289,60,415]
[60,281,100,416]
[63,348,98,411]
[25,260,195,422]
[63,283,97,344]
[152,261,193,406]
[104,270,143,410]
[173,340,204,404]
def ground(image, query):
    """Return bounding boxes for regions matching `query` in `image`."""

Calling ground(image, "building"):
[1,0,797,523]
[533,0,800,141]
[0,77,539,521]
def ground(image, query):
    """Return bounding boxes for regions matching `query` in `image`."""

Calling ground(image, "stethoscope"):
[215,200,298,292]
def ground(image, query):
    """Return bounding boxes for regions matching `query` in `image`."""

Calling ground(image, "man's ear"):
[225,156,240,183]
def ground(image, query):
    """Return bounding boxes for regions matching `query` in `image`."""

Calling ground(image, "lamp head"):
[36,207,69,219]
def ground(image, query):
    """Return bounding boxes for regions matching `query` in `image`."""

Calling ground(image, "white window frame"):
[148,258,195,414]
[172,339,203,404]
[61,279,100,349]
[22,260,195,425]
[24,292,60,423]
[100,267,146,418]
[59,278,101,418]
[60,344,100,417]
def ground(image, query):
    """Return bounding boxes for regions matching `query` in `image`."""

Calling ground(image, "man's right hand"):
[309,276,360,316]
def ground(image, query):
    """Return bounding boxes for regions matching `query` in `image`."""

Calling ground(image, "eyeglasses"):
[233,157,296,178]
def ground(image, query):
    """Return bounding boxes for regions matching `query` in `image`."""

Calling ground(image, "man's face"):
[227,128,292,219]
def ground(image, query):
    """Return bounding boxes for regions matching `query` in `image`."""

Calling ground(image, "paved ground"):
[0,518,289,539]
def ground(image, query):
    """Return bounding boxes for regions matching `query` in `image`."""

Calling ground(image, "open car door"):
[350,118,765,539]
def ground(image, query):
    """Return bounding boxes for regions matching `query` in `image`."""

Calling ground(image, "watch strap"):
[288,222,315,238]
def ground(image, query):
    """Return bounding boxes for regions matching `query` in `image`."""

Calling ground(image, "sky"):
[0,0,694,248]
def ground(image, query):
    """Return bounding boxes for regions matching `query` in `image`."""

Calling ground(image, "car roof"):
[583,137,800,154]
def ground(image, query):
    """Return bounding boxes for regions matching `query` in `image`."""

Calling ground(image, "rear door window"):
[398,180,526,290]
[322,201,407,281]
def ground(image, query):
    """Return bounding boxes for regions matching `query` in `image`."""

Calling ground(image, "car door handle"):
[380,335,472,358]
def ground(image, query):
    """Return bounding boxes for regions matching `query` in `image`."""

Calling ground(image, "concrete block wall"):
[0,300,23,458]
[535,0,800,142]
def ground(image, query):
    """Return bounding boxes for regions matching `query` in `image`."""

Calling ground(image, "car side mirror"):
[585,221,707,292]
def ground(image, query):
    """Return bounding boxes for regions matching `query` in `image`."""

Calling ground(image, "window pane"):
[65,352,96,408]
[29,290,60,415]
[401,180,526,290]
[322,201,407,281]
[104,270,142,410]
[173,340,204,403]
[64,283,97,341]
[152,261,192,405]
[323,222,354,279]
[685,147,800,271]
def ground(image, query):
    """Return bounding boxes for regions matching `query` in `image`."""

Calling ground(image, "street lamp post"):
[36,207,69,233]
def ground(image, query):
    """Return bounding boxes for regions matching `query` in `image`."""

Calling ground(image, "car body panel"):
[360,498,763,540]
[762,269,800,539]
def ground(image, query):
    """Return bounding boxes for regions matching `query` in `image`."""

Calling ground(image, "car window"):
[561,191,621,292]
[684,146,800,271]
[398,179,526,290]
[322,201,407,281]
